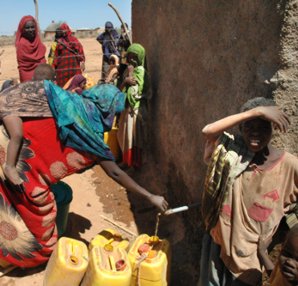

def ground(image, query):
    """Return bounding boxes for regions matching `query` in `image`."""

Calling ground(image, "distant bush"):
[0,35,15,46]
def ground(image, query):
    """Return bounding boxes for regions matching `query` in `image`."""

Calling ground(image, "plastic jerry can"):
[104,124,120,160]
[81,244,132,286]
[128,234,170,286]
[89,228,130,251]
[43,237,89,286]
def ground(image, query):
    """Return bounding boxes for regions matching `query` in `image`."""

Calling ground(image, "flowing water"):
[154,213,161,237]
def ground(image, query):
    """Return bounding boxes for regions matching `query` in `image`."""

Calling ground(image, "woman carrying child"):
[0,69,168,268]
[117,43,147,168]
[199,97,297,286]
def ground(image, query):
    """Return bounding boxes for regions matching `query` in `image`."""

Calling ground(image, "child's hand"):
[147,194,168,212]
[255,106,290,133]
[125,76,136,86]
[281,259,298,283]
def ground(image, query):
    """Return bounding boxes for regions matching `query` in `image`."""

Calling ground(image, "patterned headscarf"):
[44,81,125,160]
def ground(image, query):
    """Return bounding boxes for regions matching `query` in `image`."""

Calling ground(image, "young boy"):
[258,224,298,285]
[199,97,297,286]
[0,63,55,186]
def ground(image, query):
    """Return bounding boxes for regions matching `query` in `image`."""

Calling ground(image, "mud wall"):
[130,1,297,285]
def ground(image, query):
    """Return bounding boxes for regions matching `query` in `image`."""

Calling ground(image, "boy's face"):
[279,235,298,284]
[241,118,272,153]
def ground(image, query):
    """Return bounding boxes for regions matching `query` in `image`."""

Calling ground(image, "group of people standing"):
[14,16,146,170]
[16,15,85,88]
[0,14,168,270]
[96,21,146,169]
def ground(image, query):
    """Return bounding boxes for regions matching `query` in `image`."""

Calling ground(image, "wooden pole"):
[108,2,132,45]
[33,0,39,27]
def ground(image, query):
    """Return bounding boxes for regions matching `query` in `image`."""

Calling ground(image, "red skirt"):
[0,118,94,267]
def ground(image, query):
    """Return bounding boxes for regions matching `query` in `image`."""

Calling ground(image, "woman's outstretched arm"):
[98,160,168,212]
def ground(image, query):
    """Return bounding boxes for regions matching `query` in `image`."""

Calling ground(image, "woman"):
[15,15,46,82]
[117,43,147,168]
[0,81,168,268]
[96,21,120,81]
[50,23,85,87]
[199,97,297,286]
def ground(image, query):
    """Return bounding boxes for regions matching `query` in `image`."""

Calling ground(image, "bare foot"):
[3,165,23,185]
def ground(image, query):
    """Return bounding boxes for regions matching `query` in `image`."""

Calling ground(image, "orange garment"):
[211,152,298,285]
[105,54,119,84]
[268,263,292,286]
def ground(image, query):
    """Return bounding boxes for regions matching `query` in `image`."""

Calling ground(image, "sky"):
[0,0,132,35]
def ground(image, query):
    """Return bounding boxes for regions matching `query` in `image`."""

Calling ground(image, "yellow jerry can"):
[128,234,170,286]
[81,245,132,286]
[43,237,89,286]
[104,126,120,160]
[89,228,130,251]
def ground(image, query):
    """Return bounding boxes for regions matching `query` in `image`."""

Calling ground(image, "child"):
[105,54,119,84]
[0,63,55,186]
[258,224,298,285]
[199,97,297,286]
[117,43,146,169]
[63,74,87,95]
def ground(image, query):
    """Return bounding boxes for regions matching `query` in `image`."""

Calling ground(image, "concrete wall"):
[131,1,297,284]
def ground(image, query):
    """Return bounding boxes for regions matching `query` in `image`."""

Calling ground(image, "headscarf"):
[105,21,114,29]
[109,54,120,66]
[59,23,80,46]
[63,74,87,94]
[15,15,46,82]
[44,81,126,160]
[127,43,145,66]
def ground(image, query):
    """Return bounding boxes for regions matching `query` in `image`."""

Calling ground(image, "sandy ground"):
[0,38,140,285]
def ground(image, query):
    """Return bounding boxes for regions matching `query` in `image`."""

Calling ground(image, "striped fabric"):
[201,132,253,231]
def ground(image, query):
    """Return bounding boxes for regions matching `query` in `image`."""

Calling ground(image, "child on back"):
[258,224,298,285]
[0,63,55,186]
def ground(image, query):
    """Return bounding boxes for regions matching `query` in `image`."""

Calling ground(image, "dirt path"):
[0,38,140,285]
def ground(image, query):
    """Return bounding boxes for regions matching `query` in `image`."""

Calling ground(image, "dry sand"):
[0,38,139,285]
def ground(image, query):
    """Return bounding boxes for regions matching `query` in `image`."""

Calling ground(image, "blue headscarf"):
[44,81,125,160]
